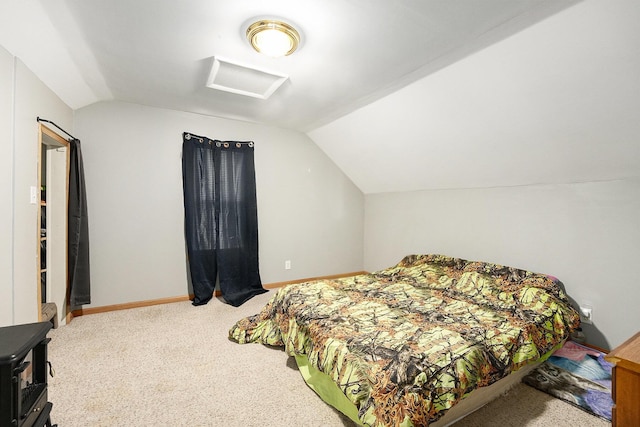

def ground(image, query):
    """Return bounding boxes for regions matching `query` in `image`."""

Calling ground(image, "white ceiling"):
[1,0,579,132]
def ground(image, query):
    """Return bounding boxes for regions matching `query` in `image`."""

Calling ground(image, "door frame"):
[37,124,70,324]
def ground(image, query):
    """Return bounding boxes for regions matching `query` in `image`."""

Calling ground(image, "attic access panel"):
[206,57,289,99]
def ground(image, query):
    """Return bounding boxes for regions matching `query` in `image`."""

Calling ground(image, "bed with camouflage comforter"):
[229,254,580,426]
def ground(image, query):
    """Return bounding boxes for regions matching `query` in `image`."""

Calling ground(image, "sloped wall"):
[310,1,640,349]
[310,1,640,194]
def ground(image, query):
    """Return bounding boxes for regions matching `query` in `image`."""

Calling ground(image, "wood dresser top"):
[606,331,640,370]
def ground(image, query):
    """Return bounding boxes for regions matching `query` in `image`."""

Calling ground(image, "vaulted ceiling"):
[1,0,578,132]
[7,1,637,196]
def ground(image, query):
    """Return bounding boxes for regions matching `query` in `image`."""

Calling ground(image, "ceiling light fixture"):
[246,20,300,57]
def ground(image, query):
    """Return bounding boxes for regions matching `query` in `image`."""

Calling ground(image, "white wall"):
[365,180,640,350]
[0,46,14,326]
[307,1,640,350]
[3,0,634,353]
[0,44,73,327]
[73,101,364,308]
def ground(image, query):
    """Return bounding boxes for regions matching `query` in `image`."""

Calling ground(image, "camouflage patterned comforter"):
[229,254,580,426]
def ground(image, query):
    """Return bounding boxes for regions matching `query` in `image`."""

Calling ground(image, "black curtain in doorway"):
[68,139,91,306]
[182,132,266,307]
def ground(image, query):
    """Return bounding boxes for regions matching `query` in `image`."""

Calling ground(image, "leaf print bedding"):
[229,254,580,426]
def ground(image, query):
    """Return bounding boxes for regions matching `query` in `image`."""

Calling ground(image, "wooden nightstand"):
[606,331,640,427]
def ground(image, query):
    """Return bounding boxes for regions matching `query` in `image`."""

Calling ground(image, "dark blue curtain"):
[182,132,266,307]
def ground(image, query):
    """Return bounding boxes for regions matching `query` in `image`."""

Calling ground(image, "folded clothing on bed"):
[229,254,580,427]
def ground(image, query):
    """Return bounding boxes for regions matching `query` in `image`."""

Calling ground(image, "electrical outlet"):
[285,260,291,270]
[579,305,593,325]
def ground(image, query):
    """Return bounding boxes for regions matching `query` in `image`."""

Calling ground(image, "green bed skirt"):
[294,354,415,427]
[294,354,364,425]
[293,342,563,427]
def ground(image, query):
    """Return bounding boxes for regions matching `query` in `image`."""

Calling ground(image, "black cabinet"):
[0,322,55,427]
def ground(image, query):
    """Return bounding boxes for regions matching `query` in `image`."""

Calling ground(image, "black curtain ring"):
[185,133,191,140]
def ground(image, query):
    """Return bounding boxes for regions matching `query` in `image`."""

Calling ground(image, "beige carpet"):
[48,291,609,426]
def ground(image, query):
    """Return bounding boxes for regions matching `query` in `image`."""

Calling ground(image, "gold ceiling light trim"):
[246,20,300,57]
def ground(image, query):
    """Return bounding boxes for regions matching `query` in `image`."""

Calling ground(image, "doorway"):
[38,124,69,326]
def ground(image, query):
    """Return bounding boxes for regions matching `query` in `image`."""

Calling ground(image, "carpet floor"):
[47,291,609,426]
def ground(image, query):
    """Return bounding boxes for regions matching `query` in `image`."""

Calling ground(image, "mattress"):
[229,254,580,426]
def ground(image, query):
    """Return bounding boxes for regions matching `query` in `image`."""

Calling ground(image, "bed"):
[229,254,580,426]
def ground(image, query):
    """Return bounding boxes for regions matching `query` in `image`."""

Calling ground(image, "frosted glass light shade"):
[247,20,300,57]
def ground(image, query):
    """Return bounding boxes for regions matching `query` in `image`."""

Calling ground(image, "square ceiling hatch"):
[206,57,289,99]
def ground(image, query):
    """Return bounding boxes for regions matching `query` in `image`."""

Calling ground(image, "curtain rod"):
[37,117,77,141]
[184,133,254,147]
